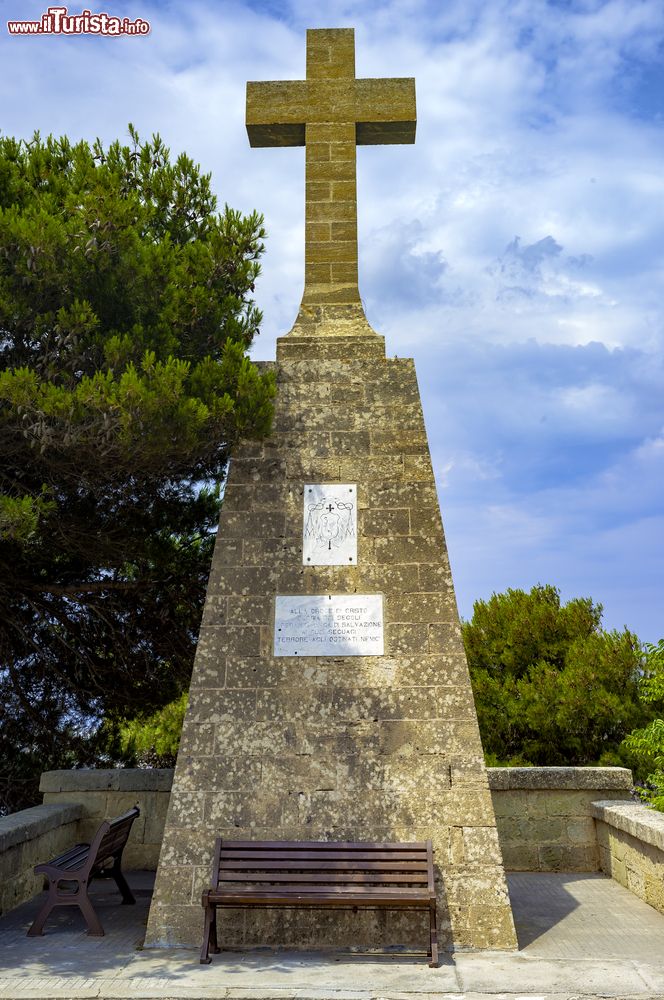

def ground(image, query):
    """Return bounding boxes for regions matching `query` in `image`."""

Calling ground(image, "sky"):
[1,0,662,642]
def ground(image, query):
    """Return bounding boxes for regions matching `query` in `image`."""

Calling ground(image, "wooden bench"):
[27,806,140,937]
[200,838,439,967]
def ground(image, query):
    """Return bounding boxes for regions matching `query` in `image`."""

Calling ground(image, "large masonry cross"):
[246,28,416,308]
[146,24,519,954]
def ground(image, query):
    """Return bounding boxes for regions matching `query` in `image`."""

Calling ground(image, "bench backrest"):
[87,807,140,872]
[213,839,435,896]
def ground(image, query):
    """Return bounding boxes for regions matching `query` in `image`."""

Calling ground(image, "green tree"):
[622,640,664,810]
[463,585,648,767]
[0,128,275,813]
[108,692,189,768]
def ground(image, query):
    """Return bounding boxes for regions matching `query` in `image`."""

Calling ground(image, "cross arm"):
[246,81,308,147]
[355,78,416,145]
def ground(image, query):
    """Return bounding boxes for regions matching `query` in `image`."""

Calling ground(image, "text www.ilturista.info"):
[7,7,150,35]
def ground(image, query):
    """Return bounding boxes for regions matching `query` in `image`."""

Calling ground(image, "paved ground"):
[1,871,663,999]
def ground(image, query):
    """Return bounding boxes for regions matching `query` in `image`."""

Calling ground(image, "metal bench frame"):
[27,806,140,937]
[200,838,439,967]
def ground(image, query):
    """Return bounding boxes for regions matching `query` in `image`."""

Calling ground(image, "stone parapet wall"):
[34,766,635,878]
[1,766,650,920]
[592,800,664,914]
[0,802,83,915]
[40,768,173,870]
[488,767,633,872]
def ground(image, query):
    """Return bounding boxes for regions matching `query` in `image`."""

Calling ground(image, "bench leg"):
[209,906,220,954]
[111,860,136,904]
[27,881,105,938]
[428,901,439,968]
[79,888,105,936]
[27,894,56,937]
[200,900,214,964]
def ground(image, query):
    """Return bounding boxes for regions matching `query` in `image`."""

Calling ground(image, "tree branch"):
[25,579,145,595]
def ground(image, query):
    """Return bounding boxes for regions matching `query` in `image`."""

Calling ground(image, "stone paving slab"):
[1,872,663,999]
[455,952,659,996]
[507,873,664,962]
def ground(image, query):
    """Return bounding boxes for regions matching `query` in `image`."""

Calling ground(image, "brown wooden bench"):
[200,838,438,967]
[27,806,140,937]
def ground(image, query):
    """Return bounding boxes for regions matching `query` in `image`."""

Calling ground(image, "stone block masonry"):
[31,765,634,889]
[488,767,633,872]
[246,28,415,313]
[147,25,515,955]
[145,330,517,953]
[40,768,173,870]
[593,800,664,914]
[0,802,83,915]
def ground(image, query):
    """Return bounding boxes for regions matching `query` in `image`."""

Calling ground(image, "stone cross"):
[246,28,415,311]
[147,26,517,953]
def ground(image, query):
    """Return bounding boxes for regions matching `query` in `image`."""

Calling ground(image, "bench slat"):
[212,883,429,896]
[217,859,428,872]
[216,871,429,884]
[215,896,428,908]
[97,826,135,859]
[211,887,429,902]
[48,846,90,869]
[220,850,427,862]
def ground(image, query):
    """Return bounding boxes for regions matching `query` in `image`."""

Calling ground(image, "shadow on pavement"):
[507,871,582,948]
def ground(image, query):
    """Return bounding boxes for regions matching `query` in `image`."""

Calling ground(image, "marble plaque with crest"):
[302,484,357,566]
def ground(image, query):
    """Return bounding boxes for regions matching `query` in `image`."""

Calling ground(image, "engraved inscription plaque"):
[303,484,356,566]
[274,594,383,656]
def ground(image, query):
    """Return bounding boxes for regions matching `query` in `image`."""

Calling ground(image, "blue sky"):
[1,0,662,641]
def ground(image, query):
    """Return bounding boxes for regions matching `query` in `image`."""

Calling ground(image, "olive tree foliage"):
[462,585,649,768]
[0,128,275,812]
[622,640,664,810]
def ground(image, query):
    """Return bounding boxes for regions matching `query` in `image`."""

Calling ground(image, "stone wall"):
[593,800,664,914]
[4,766,654,923]
[34,766,635,879]
[40,768,173,870]
[489,767,633,872]
[0,802,83,915]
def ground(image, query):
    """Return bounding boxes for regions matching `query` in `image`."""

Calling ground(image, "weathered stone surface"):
[40,769,120,793]
[0,803,83,853]
[591,800,664,852]
[0,803,85,916]
[147,329,517,952]
[146,25,514,956]
[39,770,172,872]
[247,29,414,329]
[489,774,634,874]
[39,768,174,793]
[488,766,633,791]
